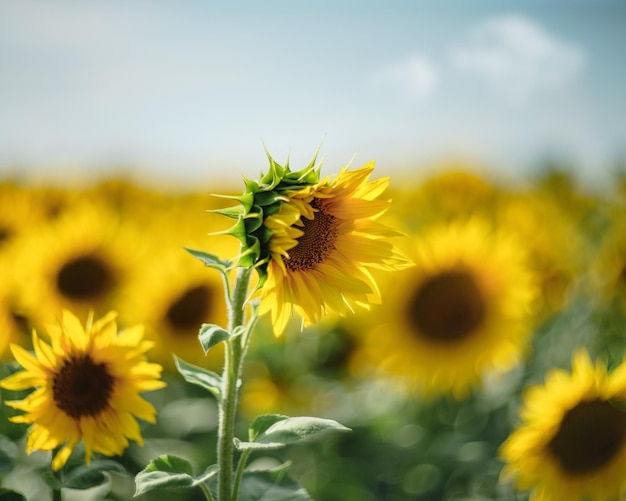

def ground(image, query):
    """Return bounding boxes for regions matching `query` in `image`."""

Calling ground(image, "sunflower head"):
[214,150,321,287]
[349,217,537,399]
[500,349,626,501]
[0,310,166,471]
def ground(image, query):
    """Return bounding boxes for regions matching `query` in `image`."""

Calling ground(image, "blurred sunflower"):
[257,161,411,336]
[84,177,160,221]
[500,349,626,501]
[0,182,47,255]
[14,201,146,326]
[239,360,316,418]
[589,216,626,313]
[0,275,29,360]
[391,164,503,228]
[118,247,230,372]
[350,218,536,399]
[497,190,587,318]
[0,310,165,471]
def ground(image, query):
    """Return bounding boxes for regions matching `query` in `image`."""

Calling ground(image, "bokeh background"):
[1,1,626,500]
[1,0,624,185]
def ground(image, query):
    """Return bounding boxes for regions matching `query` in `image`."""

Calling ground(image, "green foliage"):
[236,468,311,501]
[0,490,26,501]
[45,460,127,490]
[174,355,222,399]
[198,324,237,354]
[134,455,218,496]
[184,247,233,274]
[235,415,351,451]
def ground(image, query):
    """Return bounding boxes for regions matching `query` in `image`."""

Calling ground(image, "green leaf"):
[45,460,126,490]
[249,414,289,441]
[184,247,233,272]
[0,438,15,474]
[173,355,222,398]
[0,489,26,501]
[255,416,351,446]
[144,454,193,475]
[198,323,233,354]
[57,460,126,490]
[237,468,311,501]
[134,455,218,496]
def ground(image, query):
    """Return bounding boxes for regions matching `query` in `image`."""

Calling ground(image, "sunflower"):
[118,247,231,372]
[256,161,411,336]
[390,163,503,228]
[115,187,239,371]
[0,181,47,255]
[0,274,29,360]
[497,190,588,318]
[500,349,626,501]
[14,200,147,326]
[350,218,537,399]
[0,310,166,471]
[589,215,626,313]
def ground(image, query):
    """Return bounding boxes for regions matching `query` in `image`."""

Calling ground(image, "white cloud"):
[369,54,438,101]
[450,14,585,105]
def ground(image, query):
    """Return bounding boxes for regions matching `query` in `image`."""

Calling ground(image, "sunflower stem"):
[232,449,252,501]
[217,266,252,501]
[51,467,63,501]
[200,481,215,501]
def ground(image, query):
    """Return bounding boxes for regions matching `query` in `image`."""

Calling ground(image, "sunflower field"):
[1,157,626,501]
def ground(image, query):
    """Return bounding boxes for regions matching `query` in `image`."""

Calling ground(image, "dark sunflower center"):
[285,198,338,272]
[618,264,626,286]
[407,270,486,342]
[56,254,115,301]
[165,285,212,332]
[0,225,12,245]
[53,354,115,419]
[548,399,626,474]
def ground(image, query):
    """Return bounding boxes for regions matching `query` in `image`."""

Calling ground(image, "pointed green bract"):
[215,150,321,287]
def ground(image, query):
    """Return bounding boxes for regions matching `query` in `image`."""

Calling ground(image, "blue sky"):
[0,1,624,186]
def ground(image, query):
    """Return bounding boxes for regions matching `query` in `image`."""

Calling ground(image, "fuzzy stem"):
[217,266,252,501]
[200,481,215,501]
[232,449,252,501]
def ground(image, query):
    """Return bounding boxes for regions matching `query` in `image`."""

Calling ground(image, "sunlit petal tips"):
[0,310,166,471]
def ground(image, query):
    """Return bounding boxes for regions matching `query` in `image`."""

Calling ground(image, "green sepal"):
[173,355,222,399]
[211,192,255,212]
[236,236,262,268]
[208,205,246,220]
[213,150,322,277]
[134,455,218,496]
